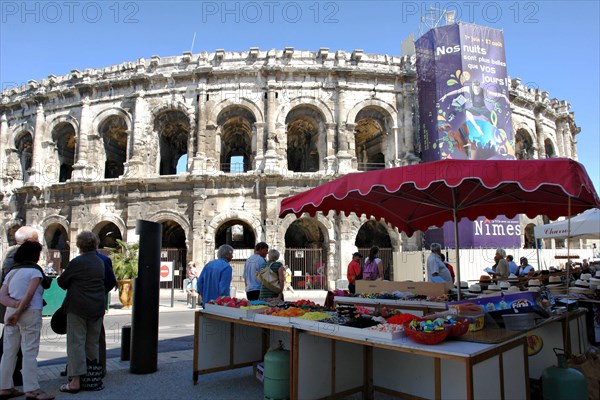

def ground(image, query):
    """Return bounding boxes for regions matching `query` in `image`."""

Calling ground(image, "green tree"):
[110,239,139,281]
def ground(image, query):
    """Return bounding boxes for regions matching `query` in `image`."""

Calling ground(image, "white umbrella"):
[534,208,600,240]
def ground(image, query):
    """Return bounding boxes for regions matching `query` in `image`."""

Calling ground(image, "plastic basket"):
[447,319,470,337]
[403,323,449,345]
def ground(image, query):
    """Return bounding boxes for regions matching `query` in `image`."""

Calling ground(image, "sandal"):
[59,382,80,394]
[25,390,54,400]
[0,388,25,400]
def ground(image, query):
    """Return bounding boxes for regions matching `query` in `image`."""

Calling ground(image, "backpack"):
[362,258,378,280]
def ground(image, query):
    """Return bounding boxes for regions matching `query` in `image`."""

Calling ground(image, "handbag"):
[80,358,104,391]
[256,264,282,293]
[50,304,67,335]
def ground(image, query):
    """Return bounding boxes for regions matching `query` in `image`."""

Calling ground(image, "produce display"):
[208,296,249,308]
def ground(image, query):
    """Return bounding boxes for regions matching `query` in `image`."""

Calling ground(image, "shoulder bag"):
[256,263,282,293]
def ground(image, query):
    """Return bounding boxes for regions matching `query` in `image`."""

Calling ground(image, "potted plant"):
[110,240,139,308]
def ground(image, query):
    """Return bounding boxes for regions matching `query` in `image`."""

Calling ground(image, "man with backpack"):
[346,252,363,294]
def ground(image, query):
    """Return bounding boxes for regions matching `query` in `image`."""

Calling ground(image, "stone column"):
[28,103,46,185]
[324,122,338,174]
[335,84,353,173]
[192,82,207,174]
[534,110,546,158]
[71,96,91,181]
[264,86,280,172]
[0,114,9,183]
[191,187,207,265]
[253,122,266,172]
[125,93,147,177]
[400,83,418,163]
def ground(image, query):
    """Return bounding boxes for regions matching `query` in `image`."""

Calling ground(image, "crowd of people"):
[0,227,116,400]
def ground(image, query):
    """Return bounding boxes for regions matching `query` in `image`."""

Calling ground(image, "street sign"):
[160,261,173,282]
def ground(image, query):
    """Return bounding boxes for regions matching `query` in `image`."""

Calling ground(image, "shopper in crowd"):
[491,248,510,279]
[426,243,452,282]
[506,255,519,275]
[57,231,106,394]
[362,246,383,280]
[517,257,534,277]
[258,249,285,300]
[197,244,234,305]
[0,241,54,400]
[186,261,199,295]
[346,252,363,294]
[440,254,455,283]
[0,225,41,389]
[242,242,268,301]
[283,265,294,293]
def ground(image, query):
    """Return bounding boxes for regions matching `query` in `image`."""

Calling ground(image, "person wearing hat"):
[346,252,363,294]
[517,257,534,277]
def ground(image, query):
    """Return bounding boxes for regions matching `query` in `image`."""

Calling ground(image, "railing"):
[357,163,386,172]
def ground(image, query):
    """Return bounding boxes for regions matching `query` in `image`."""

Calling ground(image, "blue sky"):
[1,1,598,190]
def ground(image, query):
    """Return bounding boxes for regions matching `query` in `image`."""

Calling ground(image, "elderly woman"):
[0,241,54,400]
[57,231,106,394]
[258,249,285,300]
[492,248,510,279]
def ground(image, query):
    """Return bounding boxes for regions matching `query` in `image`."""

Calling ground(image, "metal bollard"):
[187,292,191,305]
[121,325,131,361]
[191,295,197,308]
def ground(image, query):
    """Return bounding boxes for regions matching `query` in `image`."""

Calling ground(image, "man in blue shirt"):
[242,242,268,300]
[198,244,234,305]
[506,255,519,275]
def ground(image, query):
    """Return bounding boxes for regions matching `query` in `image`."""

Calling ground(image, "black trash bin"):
[121,325,131,361]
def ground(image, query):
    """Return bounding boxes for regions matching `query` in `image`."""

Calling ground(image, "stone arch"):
[150,100,196,131]
[41,216,70,271]
[40,214,70,239]
[283,103,330,173]
[47,115,78,182]
[544,137,557,158]
[215,105,258,173]
[514,125,536,160]
[344,98,398,127]
[152,106,192,176]
[90,214,126,245]
[147,210,191,238]
[207,210,263,242]
[14,130,33,182]
[93,108,133,179]
[10,122,35,142]
[208,98,264,125]
[350,102,397,170]
[275,96,334,127]
[92,220,124,249]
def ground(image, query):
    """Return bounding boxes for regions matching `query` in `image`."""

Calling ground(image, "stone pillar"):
[264,86,280,173]
[191,187,207,265]
[72,96,91,181]
[0,114,9,183]
[336,214,357,281]
[204,125,219,174]
[125,93,147,177]
[324,122,338,174]
[192,83,207,174]
[253,122,266,172]
[28,104,46,185]
[400,83,418,163]
[534,110,546,158]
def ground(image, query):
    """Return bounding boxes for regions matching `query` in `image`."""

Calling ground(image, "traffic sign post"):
[160,262,174,307]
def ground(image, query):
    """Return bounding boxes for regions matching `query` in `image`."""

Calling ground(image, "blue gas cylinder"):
[541,348,587,400]
[263,341,290,400]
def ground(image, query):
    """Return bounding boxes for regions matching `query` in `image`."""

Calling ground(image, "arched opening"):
[15,132,33,182]
[155,110,190,175]
[52,122,76,182]
[544,138,556,158]
[93,221,123,251]
[159,220,187,289]
[284,218,327,290]
[217,107,255,173]
[514,128,534,160]
[215,220,257,286]
[99,115,128,179]
[524,223,536,249]
[286,107,323,172]
[44,223,70,273]
[355,108,389,171]
[355,220,394,280]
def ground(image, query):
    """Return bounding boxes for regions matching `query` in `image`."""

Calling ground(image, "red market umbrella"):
[279,158,600,298]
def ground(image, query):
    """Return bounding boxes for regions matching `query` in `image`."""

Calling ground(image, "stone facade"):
[0,48,580,284]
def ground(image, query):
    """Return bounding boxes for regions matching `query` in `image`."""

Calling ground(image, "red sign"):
[160,265,170,278]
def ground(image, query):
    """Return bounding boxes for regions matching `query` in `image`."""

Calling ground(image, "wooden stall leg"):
[292,328,299,400]
[465,359,474,400]
[193,311,200,384]
[363,345,373,400]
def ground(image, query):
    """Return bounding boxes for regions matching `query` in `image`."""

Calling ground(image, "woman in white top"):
[0,241,54,400]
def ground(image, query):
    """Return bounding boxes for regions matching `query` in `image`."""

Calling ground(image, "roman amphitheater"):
[0,48,582,289]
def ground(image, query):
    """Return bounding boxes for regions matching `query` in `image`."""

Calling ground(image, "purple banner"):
[416,23,519,248]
